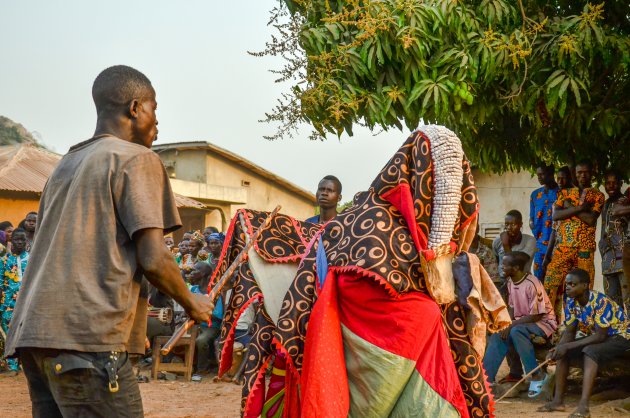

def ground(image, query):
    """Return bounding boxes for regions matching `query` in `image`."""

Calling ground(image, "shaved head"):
[92,65,154,115]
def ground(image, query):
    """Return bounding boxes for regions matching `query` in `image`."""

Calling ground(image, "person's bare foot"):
[568,401,590,417]
[537,401,565,412]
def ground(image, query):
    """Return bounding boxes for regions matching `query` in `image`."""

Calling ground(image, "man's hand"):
[187,293,214,324]
[579,201,592,212]
[500,325,511,340]
[547,344,568,361]
[541,256,551,276]
[500,231,511,251]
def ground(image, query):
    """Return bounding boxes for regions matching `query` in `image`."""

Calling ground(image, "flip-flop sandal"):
[528,373,550,398]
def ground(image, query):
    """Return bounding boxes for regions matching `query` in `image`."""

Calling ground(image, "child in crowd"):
[0,228,30,372]
[188,261,223,379]
[483,251,557,397]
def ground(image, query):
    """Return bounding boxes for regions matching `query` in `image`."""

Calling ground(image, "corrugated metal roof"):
[174,193,207,209]
[0,144,61,193]
[0,144,207,210]
[152,141,316,203]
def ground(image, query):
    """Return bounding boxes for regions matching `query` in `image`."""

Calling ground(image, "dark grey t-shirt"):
[5,136,181,355]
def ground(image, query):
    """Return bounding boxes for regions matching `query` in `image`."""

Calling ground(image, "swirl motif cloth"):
[215,127,506,417]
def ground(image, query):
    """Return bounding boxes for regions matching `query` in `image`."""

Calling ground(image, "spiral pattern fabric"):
[216,128,494,417]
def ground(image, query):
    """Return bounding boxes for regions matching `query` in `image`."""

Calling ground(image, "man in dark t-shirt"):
[5,66,213,417]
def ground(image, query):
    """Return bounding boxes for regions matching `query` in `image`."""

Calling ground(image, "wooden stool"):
[151,325,198,381]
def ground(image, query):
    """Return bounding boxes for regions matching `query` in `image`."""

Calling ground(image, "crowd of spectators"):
[0,213,37,374]
[475,161,630,417]
[143,226,257,383]
[0,164,629,416]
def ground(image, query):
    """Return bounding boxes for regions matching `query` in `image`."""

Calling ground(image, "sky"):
[0,0,409,199]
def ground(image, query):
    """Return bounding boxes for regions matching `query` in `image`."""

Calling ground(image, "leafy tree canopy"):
[259,0,630,176]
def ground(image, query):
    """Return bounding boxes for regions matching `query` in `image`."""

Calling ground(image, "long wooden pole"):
[160,205,281,355]
[495,358,552,402]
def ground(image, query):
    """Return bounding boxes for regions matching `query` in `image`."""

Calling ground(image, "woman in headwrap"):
[206,232,225,269]
[180,231,208,274]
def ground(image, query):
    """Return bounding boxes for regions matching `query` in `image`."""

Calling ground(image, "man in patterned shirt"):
[612,187,630,307]
[0,228,29,373]
[529,164,559,280]
[599,171,628,307]
[540,268,630,417]
[544,160,604,310]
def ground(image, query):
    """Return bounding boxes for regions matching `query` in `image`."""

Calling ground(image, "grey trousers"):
[19,347,143,418]
[604,271,626,308]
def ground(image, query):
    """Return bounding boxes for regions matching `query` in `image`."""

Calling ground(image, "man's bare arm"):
[553,202,598,226]
[134,228,213,323]
[612,198,630,216]
[563,325,608,350]
[553,205,582,221]
[575,208,599,227]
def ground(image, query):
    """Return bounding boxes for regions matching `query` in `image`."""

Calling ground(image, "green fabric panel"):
[342,325,460,418]
[342,324,415,417]
[389,370,461,418]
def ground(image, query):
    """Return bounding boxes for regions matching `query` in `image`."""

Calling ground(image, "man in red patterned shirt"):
[544,161,604,311]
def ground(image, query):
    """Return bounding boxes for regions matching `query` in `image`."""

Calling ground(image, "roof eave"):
[153,141,316,203]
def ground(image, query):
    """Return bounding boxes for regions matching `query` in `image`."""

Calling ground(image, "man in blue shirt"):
[529,164,559,280]
[306,175,343,224]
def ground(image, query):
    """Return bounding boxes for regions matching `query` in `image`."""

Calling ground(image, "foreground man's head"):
[92,65,158,148]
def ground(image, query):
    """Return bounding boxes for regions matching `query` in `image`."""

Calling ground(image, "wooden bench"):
[151,325,198,381]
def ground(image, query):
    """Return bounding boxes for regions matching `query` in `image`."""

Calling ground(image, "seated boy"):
[188,262,223,378]
[483,251,557,397]
[540,268,630,417]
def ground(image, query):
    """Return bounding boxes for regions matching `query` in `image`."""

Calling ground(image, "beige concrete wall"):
[473,169,604,290]
[157,149,207,183]
[0,194,40,226]
[473,169,538,235]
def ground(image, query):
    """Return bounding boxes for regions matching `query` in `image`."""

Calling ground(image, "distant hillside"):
[0,116,38,145]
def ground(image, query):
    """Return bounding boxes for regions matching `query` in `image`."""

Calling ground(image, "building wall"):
[156,148,315,228]
[0,193,40,226]
[157,149,207,184]
[473,169,538,237]
[473,169,604,290]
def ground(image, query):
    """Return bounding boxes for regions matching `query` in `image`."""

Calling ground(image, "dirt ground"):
[0,373,242,418]
[1,373,629,417]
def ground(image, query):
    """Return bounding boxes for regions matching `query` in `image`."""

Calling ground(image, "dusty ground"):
[0,373,242,418]
[1,372,629,417]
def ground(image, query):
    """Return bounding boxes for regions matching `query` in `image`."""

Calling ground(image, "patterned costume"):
[544,187,604,308]
[212,127,509,417]
[470,238,499,282]
[529,186,559,279]
[0,250,29,371]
